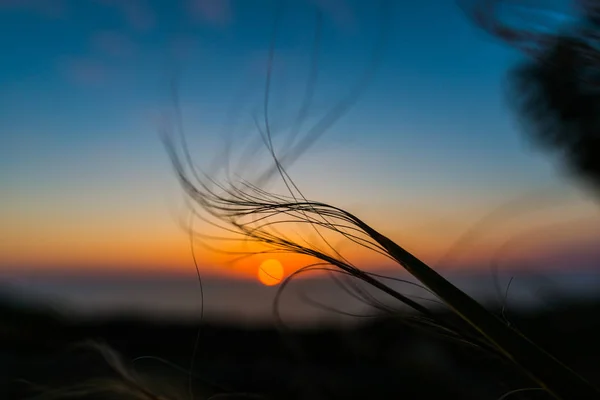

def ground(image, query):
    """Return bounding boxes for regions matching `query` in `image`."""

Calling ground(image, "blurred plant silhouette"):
[461,0,600,194]
[164,1,600,398]
[11,2,600,400]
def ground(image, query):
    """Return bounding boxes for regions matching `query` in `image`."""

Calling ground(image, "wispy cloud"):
[246,48,309,77]
[188,0,232,25]
[310,0,356,32]
[91,30,138,58]
[168,36,202,61]
[94,0,155,32]
[246,48,286,76]
[0,0,67,18]
[61,57,108,86]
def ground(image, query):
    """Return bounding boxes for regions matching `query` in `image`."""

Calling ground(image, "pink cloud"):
[91,30,138,58]
[94,0,155,32]
[188,0,232,25]
[0,0,67,18]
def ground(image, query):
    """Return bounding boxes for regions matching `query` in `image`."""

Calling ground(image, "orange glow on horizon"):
[3,201,599,278]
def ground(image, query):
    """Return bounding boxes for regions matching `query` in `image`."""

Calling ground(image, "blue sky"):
[2,0,599,297]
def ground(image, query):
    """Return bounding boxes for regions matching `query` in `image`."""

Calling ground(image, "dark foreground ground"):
[1,293,599,400]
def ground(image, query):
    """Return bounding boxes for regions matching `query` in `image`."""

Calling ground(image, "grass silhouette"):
[161,2,600,399]
[164,129,600,399]
[21,1,600,399]
[462,0,600,195]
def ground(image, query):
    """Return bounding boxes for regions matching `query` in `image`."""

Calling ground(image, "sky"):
[1,0,599,317]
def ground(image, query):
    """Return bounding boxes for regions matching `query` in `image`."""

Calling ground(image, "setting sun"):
[257,259,284,286]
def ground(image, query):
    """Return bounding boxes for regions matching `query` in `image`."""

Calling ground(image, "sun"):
[257,259,284,286]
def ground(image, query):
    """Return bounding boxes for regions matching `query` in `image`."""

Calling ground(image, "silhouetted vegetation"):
[510,37,600,193]
[4,2,600,399]
[161,4,600,398]
[463,0,600,193]
[2,296,600,400]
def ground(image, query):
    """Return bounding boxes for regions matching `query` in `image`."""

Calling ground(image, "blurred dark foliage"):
[498,2,600,194]
[509,32,600,193]
[2,293,600,400]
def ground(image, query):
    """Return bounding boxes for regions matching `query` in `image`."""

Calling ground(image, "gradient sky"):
[2,0,600,297]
